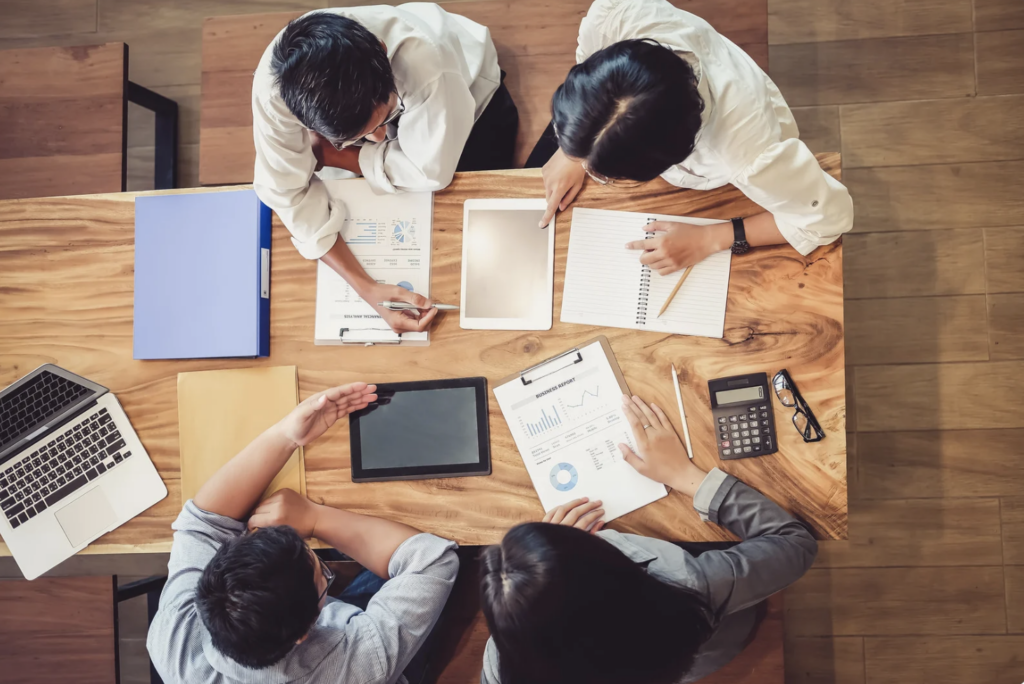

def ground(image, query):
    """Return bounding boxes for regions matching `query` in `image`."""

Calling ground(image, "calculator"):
[708,373,778,460]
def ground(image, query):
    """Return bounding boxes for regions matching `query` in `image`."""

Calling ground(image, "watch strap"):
[730,217,750,255]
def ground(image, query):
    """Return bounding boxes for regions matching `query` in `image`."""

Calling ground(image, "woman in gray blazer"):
[480,394,818,684]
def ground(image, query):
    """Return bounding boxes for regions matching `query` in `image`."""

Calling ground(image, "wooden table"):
[0,158,846,556]
[199,0,767,184]
[0,43,180,199]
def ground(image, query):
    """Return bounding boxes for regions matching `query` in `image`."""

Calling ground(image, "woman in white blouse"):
[532,0,853,271]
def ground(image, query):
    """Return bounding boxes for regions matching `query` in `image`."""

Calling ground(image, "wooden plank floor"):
[2,0,1023,682]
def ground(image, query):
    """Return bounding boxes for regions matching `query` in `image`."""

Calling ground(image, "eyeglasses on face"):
[315,552,336,604]
[772,369,825,443]
[331,95,405,150]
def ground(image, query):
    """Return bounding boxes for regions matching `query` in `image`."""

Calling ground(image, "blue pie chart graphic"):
[550,463,578,492]
[397,281,414,291]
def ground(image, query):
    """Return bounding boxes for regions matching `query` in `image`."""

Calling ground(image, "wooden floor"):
[2,1,1024,682]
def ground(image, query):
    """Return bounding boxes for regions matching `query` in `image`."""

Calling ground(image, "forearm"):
[311,505,421,578]
[193,424,297,521]
[320,237,379,300]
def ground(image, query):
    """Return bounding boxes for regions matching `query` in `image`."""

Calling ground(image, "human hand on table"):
[626,221,733,275]
[248,489,322,538]
[368,283,440,333]
[278,382,378,449]
[543,497,605,534]
[539,148,587,227]
[618,394,708,498]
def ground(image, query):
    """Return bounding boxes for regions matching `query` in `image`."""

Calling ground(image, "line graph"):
[565,386,600,408]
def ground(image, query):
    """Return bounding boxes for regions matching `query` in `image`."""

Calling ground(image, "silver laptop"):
[0,364,167,579]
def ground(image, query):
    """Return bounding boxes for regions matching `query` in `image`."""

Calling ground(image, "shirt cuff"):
[692,468,739,524]
[774,219,835,256]
[292,231,338,261]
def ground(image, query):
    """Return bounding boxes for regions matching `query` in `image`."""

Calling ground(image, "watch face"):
[731,240,751,255]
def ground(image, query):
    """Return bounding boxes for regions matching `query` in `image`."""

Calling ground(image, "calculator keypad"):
[717,405,775,458]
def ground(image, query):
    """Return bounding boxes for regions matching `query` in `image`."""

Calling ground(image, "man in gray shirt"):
[147,382,459,684]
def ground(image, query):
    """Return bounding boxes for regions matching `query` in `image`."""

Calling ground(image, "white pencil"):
[671,364,694,460]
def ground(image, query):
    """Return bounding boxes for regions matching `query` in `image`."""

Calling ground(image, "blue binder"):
[133,190,271,360]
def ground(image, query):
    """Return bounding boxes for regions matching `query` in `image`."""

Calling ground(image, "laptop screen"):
[0,371,92,458]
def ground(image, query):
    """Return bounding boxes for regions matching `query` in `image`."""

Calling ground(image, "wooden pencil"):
[657,267,692,318]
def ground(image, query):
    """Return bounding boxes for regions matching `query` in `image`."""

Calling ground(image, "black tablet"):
[349,377,491,482]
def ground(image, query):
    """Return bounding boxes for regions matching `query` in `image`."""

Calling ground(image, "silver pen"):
[377,302,460,311]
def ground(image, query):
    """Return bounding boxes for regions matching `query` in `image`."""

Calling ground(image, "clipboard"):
[491,335,667,521]
[494,335,630,393]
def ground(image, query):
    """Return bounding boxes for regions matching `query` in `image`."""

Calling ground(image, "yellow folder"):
[177,366,306,505]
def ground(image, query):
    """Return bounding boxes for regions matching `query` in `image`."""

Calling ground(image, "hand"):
[617,394,708,497]
[248,489,322,538]
[543,497,605,533]
[540,148,587,227]
[369,283,440,333]
[626,221,733,275]
[279,382,378,448]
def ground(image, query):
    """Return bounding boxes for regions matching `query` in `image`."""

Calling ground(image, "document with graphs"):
[561,208,732,339]
[493,337,667,521]
[315,178,432,345]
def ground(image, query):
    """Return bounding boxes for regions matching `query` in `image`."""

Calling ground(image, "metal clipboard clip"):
[338,328,403,346]
[520,348,583,386]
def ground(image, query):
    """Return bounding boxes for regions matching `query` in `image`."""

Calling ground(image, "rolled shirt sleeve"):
[347,533,460,681]
[732,137,854,255]
[252,86,347,260]
[358,72,477,195]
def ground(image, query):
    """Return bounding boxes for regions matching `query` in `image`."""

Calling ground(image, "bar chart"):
[520,405,563,437]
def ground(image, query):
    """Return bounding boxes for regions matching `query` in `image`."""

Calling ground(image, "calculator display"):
[715,386,765,405]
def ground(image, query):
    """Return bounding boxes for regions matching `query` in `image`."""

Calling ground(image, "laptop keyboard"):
[0,371,90,452]
[0,407,132,529]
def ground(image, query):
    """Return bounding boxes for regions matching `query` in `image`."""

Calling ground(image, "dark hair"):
[481,523,714,684]
[195,526,319,669]
[551,39,704,182]
[271,12,395,141]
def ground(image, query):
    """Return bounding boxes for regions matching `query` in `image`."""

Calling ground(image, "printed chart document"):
[493,338,667,521]
[315,178,432,345]
[561,208,732,339]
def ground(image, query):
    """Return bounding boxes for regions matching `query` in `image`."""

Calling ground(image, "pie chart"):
[550,463,578,492]
[392,221,415,244]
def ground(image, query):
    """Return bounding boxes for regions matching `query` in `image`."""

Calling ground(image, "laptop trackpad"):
[56,486,117,547]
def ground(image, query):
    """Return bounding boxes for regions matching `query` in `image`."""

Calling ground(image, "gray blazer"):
[481,468,818,683]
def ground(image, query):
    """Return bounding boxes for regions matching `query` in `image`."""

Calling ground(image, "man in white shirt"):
[531,0,853,272]
[253,6,517,332]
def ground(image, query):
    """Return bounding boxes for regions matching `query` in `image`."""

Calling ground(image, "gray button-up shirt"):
[481,468,819,683]
[147,501,459,684]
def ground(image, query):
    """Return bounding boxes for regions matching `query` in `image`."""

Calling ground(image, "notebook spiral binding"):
[635,220,656,325]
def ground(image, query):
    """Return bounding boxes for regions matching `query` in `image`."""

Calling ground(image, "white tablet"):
[460,198,554,330]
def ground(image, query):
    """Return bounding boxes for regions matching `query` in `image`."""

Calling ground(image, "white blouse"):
[577,0,853,254]
[252,4,501,260]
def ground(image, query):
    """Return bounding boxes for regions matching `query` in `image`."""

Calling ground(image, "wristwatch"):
[730,217,750,255]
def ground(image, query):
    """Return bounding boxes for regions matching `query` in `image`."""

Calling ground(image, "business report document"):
[561,208,732,339]
[315,178,432,345]
[493,339,667,521]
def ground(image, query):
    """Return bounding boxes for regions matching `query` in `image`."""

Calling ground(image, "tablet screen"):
[464,208,550,319]
[357,387,481,470]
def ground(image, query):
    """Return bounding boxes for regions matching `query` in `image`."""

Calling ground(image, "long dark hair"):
[481,523,714,684]
[552,39,704,182]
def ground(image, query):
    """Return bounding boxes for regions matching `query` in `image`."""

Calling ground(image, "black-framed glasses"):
[772,369,825,443]
[315,553,336,603]
[331,96,405,150]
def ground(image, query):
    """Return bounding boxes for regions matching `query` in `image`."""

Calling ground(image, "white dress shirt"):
[252,4,501,260]
[577,0,853,254]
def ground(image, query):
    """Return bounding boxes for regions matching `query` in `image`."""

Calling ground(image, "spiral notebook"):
[561,208,732,339]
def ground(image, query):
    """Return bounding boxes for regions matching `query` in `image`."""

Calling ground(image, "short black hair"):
[481,523,713,684]
[271,12,395,142]
[195,526,319,669]
[552,39,704,182]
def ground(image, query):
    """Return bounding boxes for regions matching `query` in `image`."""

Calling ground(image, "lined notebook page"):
[561,208,732,339]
